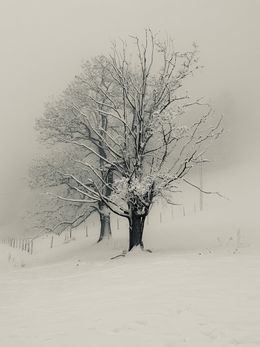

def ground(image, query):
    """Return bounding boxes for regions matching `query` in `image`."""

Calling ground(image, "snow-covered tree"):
[35,30,223,252]
[35,59,120,241]
[27,146,97,237]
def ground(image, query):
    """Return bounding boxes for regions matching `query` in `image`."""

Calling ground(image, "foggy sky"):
[0,0,259,221]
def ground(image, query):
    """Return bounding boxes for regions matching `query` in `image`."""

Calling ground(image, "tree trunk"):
[128,211,146,251]
[97,203,112,242]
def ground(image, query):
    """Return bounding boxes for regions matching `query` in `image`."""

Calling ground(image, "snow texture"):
[1,192,260,347]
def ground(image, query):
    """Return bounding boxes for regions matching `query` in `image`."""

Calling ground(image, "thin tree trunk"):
[97,203,112,242]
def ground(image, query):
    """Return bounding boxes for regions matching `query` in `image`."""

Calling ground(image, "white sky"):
[0,0,259,220]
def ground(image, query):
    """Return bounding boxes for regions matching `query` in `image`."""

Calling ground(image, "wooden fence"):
[0,238,33,254]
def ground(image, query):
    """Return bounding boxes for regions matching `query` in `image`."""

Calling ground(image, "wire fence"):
[0,200,202,254]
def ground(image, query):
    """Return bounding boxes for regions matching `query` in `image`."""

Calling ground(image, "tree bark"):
[128,211,146,251]
[97,203,112,242]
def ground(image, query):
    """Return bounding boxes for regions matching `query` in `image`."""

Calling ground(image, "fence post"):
[50,235,54,248]
[30,239,33,254]
[199,156,203,211]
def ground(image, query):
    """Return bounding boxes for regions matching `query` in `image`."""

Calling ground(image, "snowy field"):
[1,197,260,347]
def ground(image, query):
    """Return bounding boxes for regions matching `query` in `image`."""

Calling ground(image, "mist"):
[1,3,260,345]
[0,0,259,223]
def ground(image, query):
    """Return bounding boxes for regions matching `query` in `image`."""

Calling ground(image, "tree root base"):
[110,250,127,260]
[110,247,152,260]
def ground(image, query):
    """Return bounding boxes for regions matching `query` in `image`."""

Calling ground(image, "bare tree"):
[35,30,223,252]
[35,59,119,241]
[27,146,98,238]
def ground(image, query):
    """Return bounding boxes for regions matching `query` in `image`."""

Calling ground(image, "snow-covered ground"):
[1,246,260,347]
[0,195,260,347]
